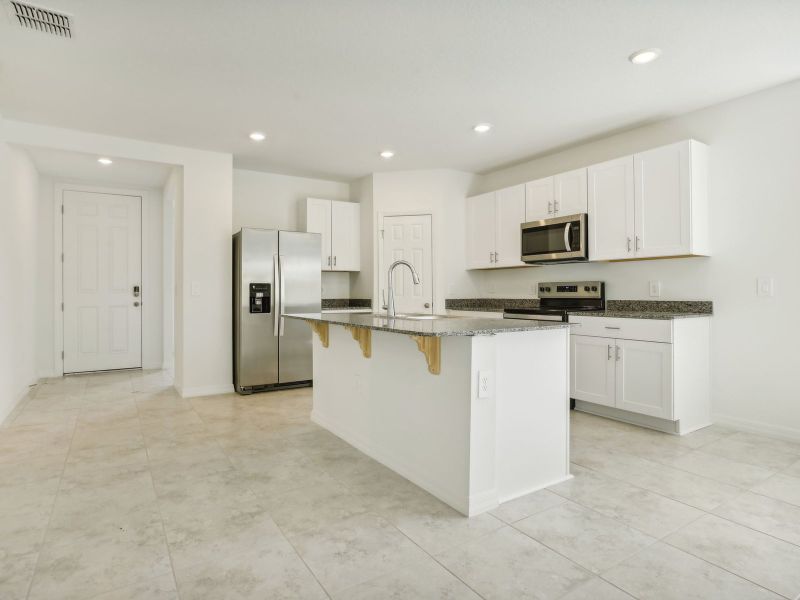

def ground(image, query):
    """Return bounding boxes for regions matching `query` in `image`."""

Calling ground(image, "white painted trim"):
[376,211,435,312]
[176,383,234,398]
[54,182,153,375]
[0,382,37,426]
[714,413,800,444]
[497,474,573,505]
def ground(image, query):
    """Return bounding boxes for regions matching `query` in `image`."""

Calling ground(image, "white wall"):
[369,169,481,313]
[162,167,179,370]
[0,143,39,422]
[350,175,374,300]
[232,168,353,299]
[1,118,234,397]
[471,80,800,440]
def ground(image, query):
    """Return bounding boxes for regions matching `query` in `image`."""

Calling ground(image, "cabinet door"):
[494,184,526,267]
[305,198,332,270]
[525,176,554,221]
[330,200,360,271]
[634,141,691,258]
[570,335,616,407]
[615,339,673,419]
[466,192,496,269]
[588,156,635,261]
[554,168,588,216]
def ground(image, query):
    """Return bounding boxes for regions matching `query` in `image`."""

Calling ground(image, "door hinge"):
[61,351,64,359]
[61,302,64,311]
[61,253,64,263]
[61,205,64,214]
[380,229,384,239]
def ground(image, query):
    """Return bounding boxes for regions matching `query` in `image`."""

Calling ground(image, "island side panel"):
[493,328,571,502]
[310,325,474,514]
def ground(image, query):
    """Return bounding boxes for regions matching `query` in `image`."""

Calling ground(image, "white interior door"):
[380,214,433,315]
[63,190,142,373]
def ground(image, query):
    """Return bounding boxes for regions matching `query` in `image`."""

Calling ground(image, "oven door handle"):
[563,222,572,252]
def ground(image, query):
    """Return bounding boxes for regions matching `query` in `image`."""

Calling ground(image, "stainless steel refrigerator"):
[233,228,321,393]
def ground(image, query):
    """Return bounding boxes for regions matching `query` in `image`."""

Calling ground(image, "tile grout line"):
[134,382,182,599]
[23,383,82,600]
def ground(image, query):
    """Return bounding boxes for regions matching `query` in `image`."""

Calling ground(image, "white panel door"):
[634,141,691,258]
[525,176,554,221]
[494,184,526,267]
[465,192,496,269]
[570,335,616,407]
[554,168,588,216]
[330,200,360,271]
[305,198,332,270]
[63,190,142,373]
[381,214,433,314]
[615,339,673,419]
[588,156,635,261]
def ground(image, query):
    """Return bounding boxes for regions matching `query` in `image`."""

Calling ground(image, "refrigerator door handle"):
[278,254,286,336]
[273,254,280,337]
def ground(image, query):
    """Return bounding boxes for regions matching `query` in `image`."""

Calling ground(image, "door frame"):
[53,182,154,376]
[376,211,435,313]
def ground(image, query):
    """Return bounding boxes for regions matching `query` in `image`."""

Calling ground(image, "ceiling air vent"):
[9,1,72,37]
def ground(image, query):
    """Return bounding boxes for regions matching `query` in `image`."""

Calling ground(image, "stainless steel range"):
[503,281,605,322]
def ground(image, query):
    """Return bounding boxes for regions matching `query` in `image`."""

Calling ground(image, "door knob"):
[424,302,431,308]
[133,301,140,307]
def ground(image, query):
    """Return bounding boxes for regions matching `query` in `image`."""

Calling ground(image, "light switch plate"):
[478,370,493,399]
[649,280,662,298]
[757,277,774,297]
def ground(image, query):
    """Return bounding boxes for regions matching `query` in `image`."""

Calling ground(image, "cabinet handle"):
[548,201,553,214]
[494,251,498,262]
[627,237,632,252]
[616,346,621,361]
[604,326,621,330]
[607,344,612,360]
[489,251,493,263]
[327,256,331,266]
[635,236,641,251]
[554,200,560,213]
[333,256,337,267]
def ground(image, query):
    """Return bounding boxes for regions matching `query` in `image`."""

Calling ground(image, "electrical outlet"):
[649,280,662,298]
[757,277,774,297]
[478,370,493,399]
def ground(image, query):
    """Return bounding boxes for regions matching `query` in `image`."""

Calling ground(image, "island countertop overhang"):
[284,312,569,337]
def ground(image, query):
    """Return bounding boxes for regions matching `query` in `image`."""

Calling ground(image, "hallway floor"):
[2,370,800,599]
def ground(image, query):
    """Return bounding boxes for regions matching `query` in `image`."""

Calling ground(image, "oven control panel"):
[538,281,604,299]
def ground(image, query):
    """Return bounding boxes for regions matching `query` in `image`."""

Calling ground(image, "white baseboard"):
[312,409,475,516]
[1,383,36,426]
[714,413,800,443]
[177,383,234,398]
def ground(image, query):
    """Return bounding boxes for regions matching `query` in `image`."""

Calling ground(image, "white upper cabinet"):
[634,140,709,258]
[588,156,635,261]
[305,198,360,271]
[330,200,360,271]
[466,185,526,269]
[466,192,496,269]
[494,184,526,268]
[525,176,554,221]
[588,140,709,261]
[554,168,588,216]
[525,169,587,222]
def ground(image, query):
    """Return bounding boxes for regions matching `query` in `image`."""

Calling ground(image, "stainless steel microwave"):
[520,213,588,264]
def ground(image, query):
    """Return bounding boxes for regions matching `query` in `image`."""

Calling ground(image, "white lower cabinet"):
[570,316,710,434]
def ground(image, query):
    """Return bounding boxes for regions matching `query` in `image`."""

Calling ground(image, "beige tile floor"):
[2,370,800,599]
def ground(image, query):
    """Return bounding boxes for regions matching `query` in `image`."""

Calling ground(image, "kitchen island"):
[285,312,571,516]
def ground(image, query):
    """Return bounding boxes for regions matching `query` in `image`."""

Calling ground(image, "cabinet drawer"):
[568,316,672,343]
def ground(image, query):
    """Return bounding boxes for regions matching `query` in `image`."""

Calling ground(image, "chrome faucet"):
[386,260,421,318]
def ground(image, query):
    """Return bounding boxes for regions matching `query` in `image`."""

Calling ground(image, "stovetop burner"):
[503,281,605,321]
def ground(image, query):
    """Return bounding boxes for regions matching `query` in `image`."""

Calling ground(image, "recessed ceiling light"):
[628,48,662,65]
[249,131,266,141]
[473,123,492,133]
[97,158,112,165]
[380,150,395,159]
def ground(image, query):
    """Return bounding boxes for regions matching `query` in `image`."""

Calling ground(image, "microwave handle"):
[563,222,572,252]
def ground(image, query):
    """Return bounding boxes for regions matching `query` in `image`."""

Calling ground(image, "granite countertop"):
[446,299,712,320]
[285,312,568,337]
[321,308,372,314]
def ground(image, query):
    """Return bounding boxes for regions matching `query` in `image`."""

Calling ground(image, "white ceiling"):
[2,1,799,181]
[24,146,173,188]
